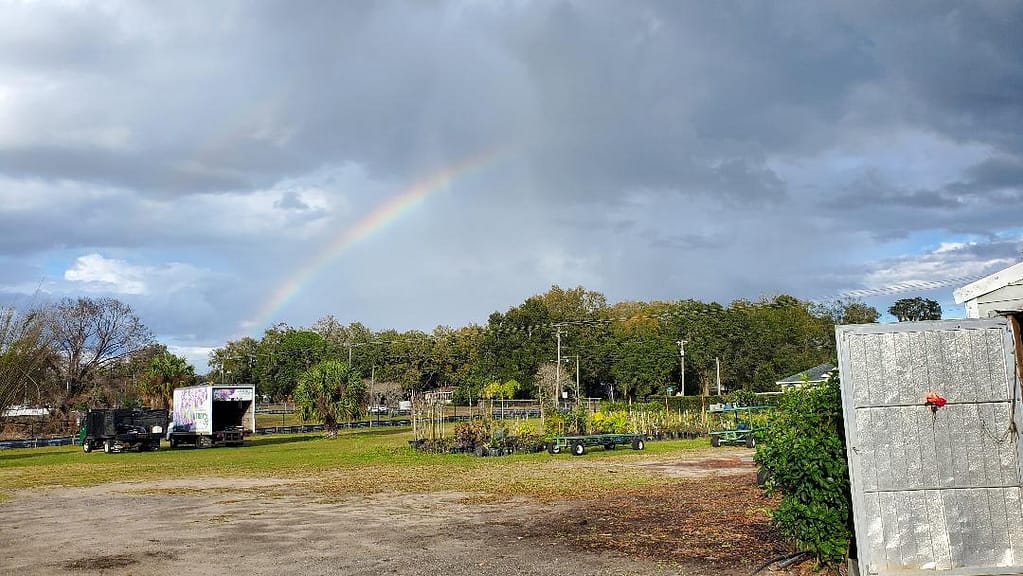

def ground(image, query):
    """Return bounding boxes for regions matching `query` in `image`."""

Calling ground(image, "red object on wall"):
[925,391,947,411]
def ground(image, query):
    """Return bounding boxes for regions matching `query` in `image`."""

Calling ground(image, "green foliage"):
[207,337,258,386]
[726,388,759,407]
[139,351,196,409]
[482,379,521,400]
[0,307,54,417]
[255,325,330,401]
[888,297,941,322]
[563,404,589,435]
[754,371,851,566]
[293,359,366,437]
[543,411,565,436]
[589,410,630,433]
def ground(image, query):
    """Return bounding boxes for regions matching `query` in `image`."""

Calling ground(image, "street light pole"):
[676,340,687,397]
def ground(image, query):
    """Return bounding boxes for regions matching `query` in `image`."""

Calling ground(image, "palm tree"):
[139,352,195,409]
[294,359,366,438]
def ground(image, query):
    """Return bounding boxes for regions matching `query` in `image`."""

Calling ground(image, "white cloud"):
[165,344,215,372]
[64,253,211,296]
[64,253,147,294]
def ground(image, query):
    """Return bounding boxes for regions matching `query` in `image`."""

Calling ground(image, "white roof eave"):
[953,261,1023,304]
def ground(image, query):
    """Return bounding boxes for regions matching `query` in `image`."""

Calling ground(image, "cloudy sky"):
[1,1,1021,370]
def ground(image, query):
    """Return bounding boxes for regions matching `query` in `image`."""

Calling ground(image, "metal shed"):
[837,316,1023,575]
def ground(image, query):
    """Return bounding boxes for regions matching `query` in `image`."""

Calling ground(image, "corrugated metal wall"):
[838,318,1023,575]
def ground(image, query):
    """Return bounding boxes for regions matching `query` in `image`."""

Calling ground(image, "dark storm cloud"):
[2,0,1023,364]
[950,157,1023,196]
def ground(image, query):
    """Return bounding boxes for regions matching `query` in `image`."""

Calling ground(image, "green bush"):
[589,410,630,433]
[562,404,589,435]
[754,371,852,566]
[726,387,759,407]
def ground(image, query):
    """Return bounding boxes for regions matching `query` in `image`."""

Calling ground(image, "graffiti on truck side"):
[214,387,254,401]
[175,387,209,433]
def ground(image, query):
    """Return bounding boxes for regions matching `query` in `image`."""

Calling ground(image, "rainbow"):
[250,149,498,332]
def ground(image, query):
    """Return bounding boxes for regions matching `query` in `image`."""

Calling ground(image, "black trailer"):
[80,408,169,453]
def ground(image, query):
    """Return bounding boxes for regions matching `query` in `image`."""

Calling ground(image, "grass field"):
[0,428,709,504]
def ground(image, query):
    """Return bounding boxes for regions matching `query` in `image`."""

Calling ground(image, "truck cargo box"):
[170,384,256,448]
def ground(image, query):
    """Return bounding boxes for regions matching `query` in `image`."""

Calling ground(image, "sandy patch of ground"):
[0,449,794,576]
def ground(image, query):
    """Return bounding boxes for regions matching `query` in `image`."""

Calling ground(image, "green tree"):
[254,326,328,400]
[139,351,196,409]
[293,359,366,437]
[481,285,608,395]
[814,298,879,325]
[604,314,674,401]
[0,306,55,417]
[725,296,834,392]
[208,337,258,385]
[888,297,941,322]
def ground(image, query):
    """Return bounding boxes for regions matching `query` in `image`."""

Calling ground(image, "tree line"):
[210,287,928,405]
[0,288,941,433]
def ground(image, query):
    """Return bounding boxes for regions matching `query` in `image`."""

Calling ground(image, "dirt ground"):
[0,448,797,576]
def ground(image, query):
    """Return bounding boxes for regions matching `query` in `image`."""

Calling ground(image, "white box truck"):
[169,384,256,448]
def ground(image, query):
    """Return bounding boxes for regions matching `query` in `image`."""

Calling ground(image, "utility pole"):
[676,340,687,396]
[715,357,721,395]
[555,326,562,408]
[563,355,580,406]
[574,354,580,401]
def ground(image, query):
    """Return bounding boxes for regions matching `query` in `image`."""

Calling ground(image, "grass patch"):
[0,429,709,502]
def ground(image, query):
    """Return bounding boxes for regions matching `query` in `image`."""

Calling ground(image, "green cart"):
[547,433,646,456]
[708,405,772,448]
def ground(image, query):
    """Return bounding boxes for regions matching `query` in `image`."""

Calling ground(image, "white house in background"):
[775,363,835,391]
[953,261,1023,318]
[1,405,50,417]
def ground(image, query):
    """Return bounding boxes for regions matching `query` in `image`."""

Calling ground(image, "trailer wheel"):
[82,440,92,453]
[745,435,756,449]
[571,441,585,456]
[603,443,616,450]
[631,437,645,451]
[711,435,720,448]
[198,436,212,449]
[548,443,561,455]
[103,439,112,453]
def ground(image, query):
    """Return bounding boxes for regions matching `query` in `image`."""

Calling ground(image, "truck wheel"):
[82,440,92,453]
[571,441,585,456]
[103,440,112,453]
[169,437,178,448]
[631,437,645,450]
[198,436,212,449]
